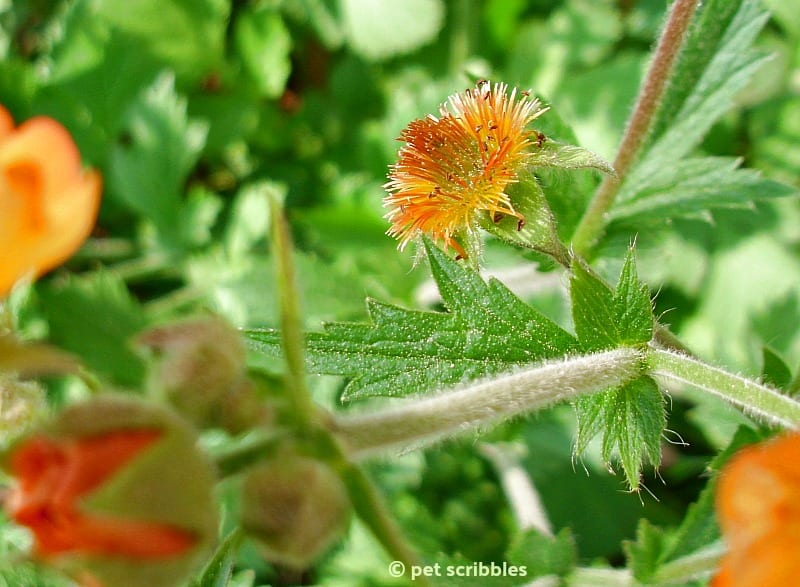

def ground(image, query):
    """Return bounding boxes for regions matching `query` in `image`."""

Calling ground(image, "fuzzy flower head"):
[384,81,547,258]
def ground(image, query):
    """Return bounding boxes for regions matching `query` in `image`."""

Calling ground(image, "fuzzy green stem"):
[571,0,699,255]
[339,464,431,587]
[334,348,645,459]
[270,199,318,429]
[648,347,800,428]
[567,540,724,586]
[449,0,474,76]
[650,541,724,585]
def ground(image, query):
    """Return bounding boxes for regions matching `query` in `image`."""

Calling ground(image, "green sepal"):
[479,171,568,265]
[528,140,615,176]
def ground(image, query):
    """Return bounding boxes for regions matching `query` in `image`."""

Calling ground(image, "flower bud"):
[241,455,351,569]
[137,317,269,433]
[2,395,218,587]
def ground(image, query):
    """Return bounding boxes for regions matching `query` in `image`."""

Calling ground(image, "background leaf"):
[108,73,208,242]
[607,0,790,230]
[234,7,292,98]
[340,0,444,61]
[39,271,147,388]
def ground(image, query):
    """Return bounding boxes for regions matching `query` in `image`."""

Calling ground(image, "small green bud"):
[241,455,351,569]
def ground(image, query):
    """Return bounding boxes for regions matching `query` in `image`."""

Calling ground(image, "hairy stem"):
[334,348,645,459]
[339,463,431,587]
[271,199,318,429]
[649,347,800,428]
[571,0,699,255]
[567,540,724,586]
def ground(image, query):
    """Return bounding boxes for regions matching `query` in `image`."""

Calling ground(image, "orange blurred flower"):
[712,433,800,587]
[384,81,546,258]
[5,430,196,560]
[0,105,101,296]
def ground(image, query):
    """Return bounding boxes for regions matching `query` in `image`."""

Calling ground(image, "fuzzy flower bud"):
[2,395,218,587]
[137,317,270,433]
[241,455,351,569]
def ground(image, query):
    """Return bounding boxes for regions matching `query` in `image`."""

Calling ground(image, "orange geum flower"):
[384,81,547,259]
[0,105,101,296]
[712,433,800,587]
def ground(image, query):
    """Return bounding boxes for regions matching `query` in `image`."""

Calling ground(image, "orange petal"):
[55,513,197,559]
[0,105,14,142]
[714,434,800,587]
[0,117,84,196]
[6,430,198,559]
[0,113,102,296]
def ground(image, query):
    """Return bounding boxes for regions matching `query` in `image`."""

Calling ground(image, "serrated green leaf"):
[234,7,292,98]
[108,73,208,239]
[570,258,617,351]
[614,250,654,345]
[610,0,783,227]
[623,519,665,583]
[575,376,665,489]
[39,271,147,387]
[507,527,577,580]
[570,251,659,488]
[570,250,653,351]
[340,0,444,61]
[610,157,796,224]
[247,240,578,400]
[646,0,764,150]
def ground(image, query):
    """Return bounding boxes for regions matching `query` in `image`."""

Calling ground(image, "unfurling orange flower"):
[6,430,196,559]
[384,81,546,258]
[712,433,800,587]
[0,105,102,297]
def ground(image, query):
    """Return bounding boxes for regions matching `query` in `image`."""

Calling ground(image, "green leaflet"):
[570,249,663,488]
[246,240,578,400]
